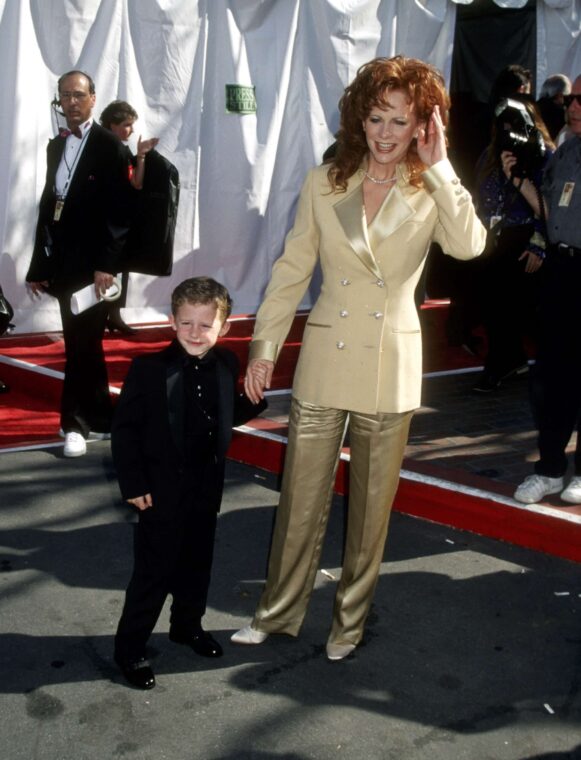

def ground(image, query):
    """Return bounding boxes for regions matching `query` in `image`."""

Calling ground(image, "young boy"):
[112,277,266,689]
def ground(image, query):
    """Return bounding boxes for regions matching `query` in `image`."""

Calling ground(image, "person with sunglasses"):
[514,75,581,505]
[26,71,131,457]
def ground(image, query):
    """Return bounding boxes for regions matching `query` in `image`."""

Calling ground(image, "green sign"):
[225,84,257,115]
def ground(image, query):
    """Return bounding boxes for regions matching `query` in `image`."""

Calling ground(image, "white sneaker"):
[230,625,269,645]
[514,474,564,504]
[561,476,581,505]
[59,429,110,441]
[63,431,87,458]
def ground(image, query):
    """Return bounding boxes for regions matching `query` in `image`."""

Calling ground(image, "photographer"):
[472,97,554,393]
[514,75,581,505]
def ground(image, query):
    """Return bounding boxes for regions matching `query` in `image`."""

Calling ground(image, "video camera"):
[494,98,546,179]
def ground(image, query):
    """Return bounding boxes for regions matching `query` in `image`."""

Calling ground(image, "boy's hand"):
[127,494,153,511]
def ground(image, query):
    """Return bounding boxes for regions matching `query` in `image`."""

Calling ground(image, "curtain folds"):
[0,0,578,331]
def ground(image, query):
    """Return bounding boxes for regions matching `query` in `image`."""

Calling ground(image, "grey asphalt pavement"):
[1,442,581,760]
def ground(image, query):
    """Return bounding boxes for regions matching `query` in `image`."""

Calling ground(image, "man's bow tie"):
[60,127,82,139]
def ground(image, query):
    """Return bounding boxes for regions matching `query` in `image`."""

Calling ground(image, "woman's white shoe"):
[326,642,356,661]
[230,625,269,645]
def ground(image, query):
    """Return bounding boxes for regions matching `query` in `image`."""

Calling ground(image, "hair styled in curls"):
[327,56,450,192]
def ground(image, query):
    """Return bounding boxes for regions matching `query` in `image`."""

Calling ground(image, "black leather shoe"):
[115,656,156,690]
[169,628,223,658]
[106,316,137,335]
[472,372,500,393]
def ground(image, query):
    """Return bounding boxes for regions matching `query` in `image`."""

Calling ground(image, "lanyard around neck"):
[57,127,90,199]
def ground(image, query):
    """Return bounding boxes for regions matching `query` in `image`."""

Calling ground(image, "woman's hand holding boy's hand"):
[128,494,153,511]
[244,358,274,404]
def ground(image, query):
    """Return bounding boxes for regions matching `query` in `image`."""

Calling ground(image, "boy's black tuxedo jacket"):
[26,123,130,292]
[111,340,266,520]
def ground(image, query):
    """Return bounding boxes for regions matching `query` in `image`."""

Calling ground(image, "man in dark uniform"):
[26,70,130,457]
[514,75,581,505]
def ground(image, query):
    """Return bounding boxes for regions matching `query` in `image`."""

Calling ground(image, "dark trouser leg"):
[59,297,112,436]
[115,519,180,661]
[116,477,221,659]
[482,253,529,377]
[534,254,581,477]
[535,361,581,477]
[169,502,218,632]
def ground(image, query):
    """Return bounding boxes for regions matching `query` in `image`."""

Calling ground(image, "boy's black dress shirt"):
[183,352,219,458]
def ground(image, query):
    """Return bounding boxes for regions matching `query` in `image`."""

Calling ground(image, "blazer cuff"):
[249,339,278,362]
[422,159,457,193]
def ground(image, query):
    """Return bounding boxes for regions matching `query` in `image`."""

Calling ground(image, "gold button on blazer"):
[250,159,486,415]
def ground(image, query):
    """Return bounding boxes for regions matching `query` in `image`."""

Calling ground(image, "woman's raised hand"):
[136,136,159,156]
[416,105,447,167]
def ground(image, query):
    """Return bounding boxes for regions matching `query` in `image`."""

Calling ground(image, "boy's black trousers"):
[114,468,219,662]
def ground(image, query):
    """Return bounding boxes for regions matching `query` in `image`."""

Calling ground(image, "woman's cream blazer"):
[250,159,486,414]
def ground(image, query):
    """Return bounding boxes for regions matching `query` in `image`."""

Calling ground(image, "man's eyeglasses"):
[564,94,581,107]
[59,91,90,101]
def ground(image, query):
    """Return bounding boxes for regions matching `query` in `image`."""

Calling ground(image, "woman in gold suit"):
[232,56,486,660]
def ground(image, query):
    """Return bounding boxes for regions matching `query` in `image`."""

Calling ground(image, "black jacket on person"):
[26,123,130,293]
[111,340,266,521]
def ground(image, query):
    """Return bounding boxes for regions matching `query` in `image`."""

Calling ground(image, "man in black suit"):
[26,71,130,457]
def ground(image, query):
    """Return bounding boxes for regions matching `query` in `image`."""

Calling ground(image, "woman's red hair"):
[327,56,450,192]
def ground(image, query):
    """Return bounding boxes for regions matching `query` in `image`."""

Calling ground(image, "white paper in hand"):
[70,278,122,315]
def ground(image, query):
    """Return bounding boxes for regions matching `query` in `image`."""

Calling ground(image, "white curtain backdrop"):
[0,0,578,332]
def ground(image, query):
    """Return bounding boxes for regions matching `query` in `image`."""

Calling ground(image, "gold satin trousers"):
[252,397,413,646]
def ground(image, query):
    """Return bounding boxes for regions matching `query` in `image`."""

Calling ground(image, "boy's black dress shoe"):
[169,628,223,658]
[115,656,156,690]
[472,372,500,393]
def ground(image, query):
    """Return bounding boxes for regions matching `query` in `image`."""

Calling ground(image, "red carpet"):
[0,302,479,449]
[0,315,308,448]
[3,304,581,564]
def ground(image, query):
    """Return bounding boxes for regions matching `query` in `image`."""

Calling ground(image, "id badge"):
[558,182,575,207]
[53,199,64,221]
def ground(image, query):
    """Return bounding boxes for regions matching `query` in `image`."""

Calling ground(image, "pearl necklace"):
[364,171,397,185]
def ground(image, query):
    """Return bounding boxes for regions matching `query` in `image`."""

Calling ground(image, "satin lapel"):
[368,185,415,252]
[333,181,383,281]
[216,358,234,461]
[166,363,185,460]
[47,136,66,180]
